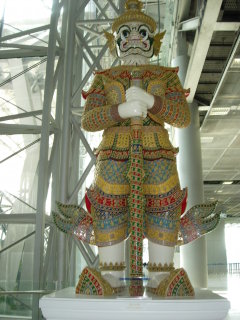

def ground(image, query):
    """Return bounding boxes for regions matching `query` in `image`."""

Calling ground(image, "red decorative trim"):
[82,89,105,100]
[181,190,188,214]
[85,192,92,214]
[185,88,190,97]
[175,66,179,73]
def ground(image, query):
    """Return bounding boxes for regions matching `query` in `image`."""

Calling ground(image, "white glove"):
[126,86,154,110]
[118,100,148,119]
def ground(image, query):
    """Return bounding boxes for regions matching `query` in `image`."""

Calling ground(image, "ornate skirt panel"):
[87,186,129,247]
[145,185,187,247]
[87,158,186,247]
[145,208,182,247]
[94,158,180,195]
[92,207,128,247]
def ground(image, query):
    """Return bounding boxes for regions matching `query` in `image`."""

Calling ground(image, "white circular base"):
[40,288,230,320]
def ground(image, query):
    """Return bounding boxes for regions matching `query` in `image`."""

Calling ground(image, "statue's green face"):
[115,21,154,61]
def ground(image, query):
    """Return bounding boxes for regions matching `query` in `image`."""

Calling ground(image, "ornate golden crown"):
[112,0,157,33]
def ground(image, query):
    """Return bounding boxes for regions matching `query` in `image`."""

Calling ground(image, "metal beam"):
[184,1,223,102]
[33,0,60,305]
[77,25,103,37]
[201,34,240,129]
[0,214,52,225]
[82,1,112,43]
[75,29,102,69]
[178,17,200,32]
[0,231,36,254]
[32,4,61,319]
[57,0,78,290]
[0,49,50,59]
[76,18,114,25]
[0,110,42,122]
[68,158,95,203]
[92,0,109,20]
[84,243,97,262]
[0,58,47,88]
[0,137,41,164]
[0,96,42,120]
[0,123,55,135]
[72,44,108,103]
[52,54,63,96]
[0,24,50,42]
[72,116,96,160]
[59,0,77,203]
[42,227,55,287]
[214,22,240,32]
[48,0,69,295]
[0,43,51,51]
[76,0,90,17]
[73,236,95,267]
[108,0,120,15]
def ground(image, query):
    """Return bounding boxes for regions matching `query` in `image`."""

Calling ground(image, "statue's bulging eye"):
[120,28,130,41]
[122,30,130,38]
[140,29,147,38]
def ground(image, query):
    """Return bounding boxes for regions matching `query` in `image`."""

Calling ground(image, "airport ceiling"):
[181,0,240,218]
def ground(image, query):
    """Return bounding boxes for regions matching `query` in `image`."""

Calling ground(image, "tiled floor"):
[208,273,240,319]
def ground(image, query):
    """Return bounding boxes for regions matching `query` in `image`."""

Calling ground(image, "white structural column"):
[176,101,207,288]
[171,0,224,289]
[207,219,227,274]
[172,49,207,288]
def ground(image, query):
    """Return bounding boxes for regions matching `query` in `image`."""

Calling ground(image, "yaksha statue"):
[53,0,219,297]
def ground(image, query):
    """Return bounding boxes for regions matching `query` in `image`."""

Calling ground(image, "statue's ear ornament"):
[104,31,116,56]
[153,30,166,56]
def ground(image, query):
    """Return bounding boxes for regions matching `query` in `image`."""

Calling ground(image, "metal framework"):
[0,1,128,319]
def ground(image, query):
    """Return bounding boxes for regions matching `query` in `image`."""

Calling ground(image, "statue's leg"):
[147,240,194,296]
[147,240,175,288]
[98,240,126,290]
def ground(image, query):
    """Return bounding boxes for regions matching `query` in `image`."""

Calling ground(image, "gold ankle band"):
[147,262,174,272]
[99,261,126,271]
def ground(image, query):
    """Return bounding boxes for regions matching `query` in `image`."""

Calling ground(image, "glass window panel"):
[2,0,52,36]
[0,58,48,119]
[0,292,32,318]
[77,130,103,202]
[0,26,50,50]
[0,135,41,213]
[0,229,35,292]
[0,224,35,252]
[0,232,47,319]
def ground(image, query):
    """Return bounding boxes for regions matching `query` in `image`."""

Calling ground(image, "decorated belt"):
[103,125,166,135]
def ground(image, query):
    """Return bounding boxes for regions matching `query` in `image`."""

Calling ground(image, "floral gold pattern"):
[147,262,174,272]
[76,267,114,296]
[104,80,126,105]
[99,262,126,271]
[153,268,195,297]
